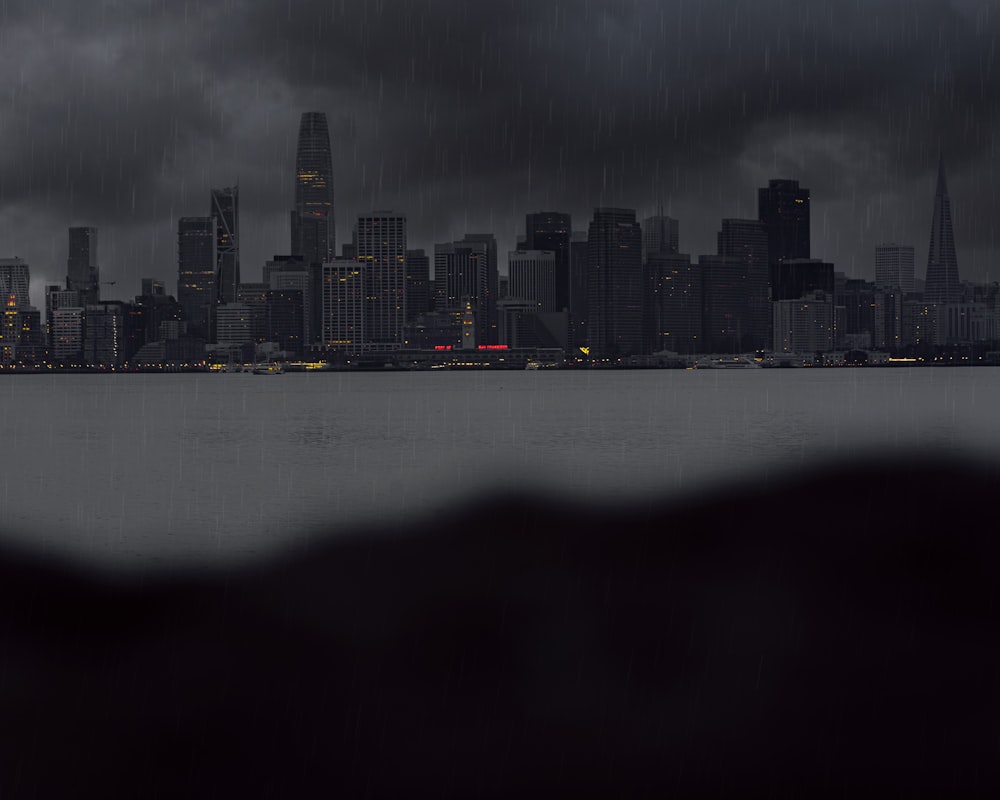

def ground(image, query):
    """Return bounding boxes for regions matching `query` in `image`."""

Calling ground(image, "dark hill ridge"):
[1,453,998,797]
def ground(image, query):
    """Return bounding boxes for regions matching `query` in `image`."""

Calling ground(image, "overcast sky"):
[1,0,998,307]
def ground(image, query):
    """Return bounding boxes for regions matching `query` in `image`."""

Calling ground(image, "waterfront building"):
[717,218,770,350]
[645,253,701,355]
[587,208,643,359]
[700,255,752,354]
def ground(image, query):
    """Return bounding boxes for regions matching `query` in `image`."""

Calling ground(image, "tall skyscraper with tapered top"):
[924,157,961,305]
[291,112,335,264]
[211,186,239,304]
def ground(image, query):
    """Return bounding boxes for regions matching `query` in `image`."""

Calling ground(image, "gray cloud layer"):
[1,0,998,305]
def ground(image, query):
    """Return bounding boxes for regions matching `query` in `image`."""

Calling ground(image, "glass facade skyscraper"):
[291,112,335,264]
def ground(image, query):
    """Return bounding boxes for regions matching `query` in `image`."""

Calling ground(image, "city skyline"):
[1,0,997,311]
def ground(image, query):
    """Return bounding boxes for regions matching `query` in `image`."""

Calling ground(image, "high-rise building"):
[291,112,335,264]
[405,250,431,323]
[773,259,835,301]
[434,238,492,346]
[642,215,680,260]
[758,179,810,293]
[0,258,41,364]
[211,186,240,304]
[67,227,100,307]
[924,158,961,305]
[356,211,406,347]
[875,244,916,294]
[508,250,557,311]
[460,233,499,344]
[645,253,701,355]
[587,208,643,358]
[322,259,365,351]
[773,290,835,354]
[524,212,571,310]
[0,258,31,310]
[83,302,125,367]
[569,231,589,350]
[177,217,217,330]
[700,254,753,354]
[717,219,770,351]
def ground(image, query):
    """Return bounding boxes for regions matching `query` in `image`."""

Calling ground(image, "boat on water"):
[696,356,761,369]
[252,362,284,375]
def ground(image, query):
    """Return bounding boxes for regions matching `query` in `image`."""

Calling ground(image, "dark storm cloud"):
[1,0,999,303]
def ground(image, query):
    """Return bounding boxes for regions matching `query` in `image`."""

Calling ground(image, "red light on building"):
[434,345,453,351]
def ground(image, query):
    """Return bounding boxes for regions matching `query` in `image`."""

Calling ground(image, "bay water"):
[1,367,995,569]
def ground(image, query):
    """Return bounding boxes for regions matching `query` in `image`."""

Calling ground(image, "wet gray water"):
[1,367,995,568]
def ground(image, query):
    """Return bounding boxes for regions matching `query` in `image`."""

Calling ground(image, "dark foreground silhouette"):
[2,453,999,798]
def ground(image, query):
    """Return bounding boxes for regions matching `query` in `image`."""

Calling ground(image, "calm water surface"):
[1,368,996,567]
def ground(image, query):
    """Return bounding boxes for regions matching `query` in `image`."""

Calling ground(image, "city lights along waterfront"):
[2,111,999,372]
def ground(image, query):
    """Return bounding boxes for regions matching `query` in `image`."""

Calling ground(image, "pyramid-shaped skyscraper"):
[924,157,961,304]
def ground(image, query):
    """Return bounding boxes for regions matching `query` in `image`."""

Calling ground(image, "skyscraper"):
[67,227,100,306]
[291,112,335,264]
[405,250,431,323]
[356,211,406,347]
[0,258,31,310]
[508,250,557,311]
[177,217,216,330]
[875,244,915,293]
[758,179,810,291]
[644,253,701,355]
[924,158,961,305]
[524,212,571,310]
[717,219,770,350]
[212,186,240,304]
[587,208,643,358]
[434,238,491,347]
[642,215,680,260]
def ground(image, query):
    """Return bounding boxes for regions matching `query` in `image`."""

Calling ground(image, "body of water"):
[1,367,996,567]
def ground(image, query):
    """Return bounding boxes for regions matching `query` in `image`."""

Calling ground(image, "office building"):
[212,186,240,304]
[524,212,571,309]
[773,290,835,354]
[717,219,770,350]
[758,179,810,294]
[700,255,752,353]
[875,244,915,293]
[645,253,701,355]
[587,208,643,358]
[435,239,492,346]
[508,250,557,311]
[356,211,406,347]
[642,215,680,260]
[67,227,100,306]
[0,258,31,310]
[291,111,335,264]
[322,259,365,351]
[177,217,217,331]
[405,249,431,323]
